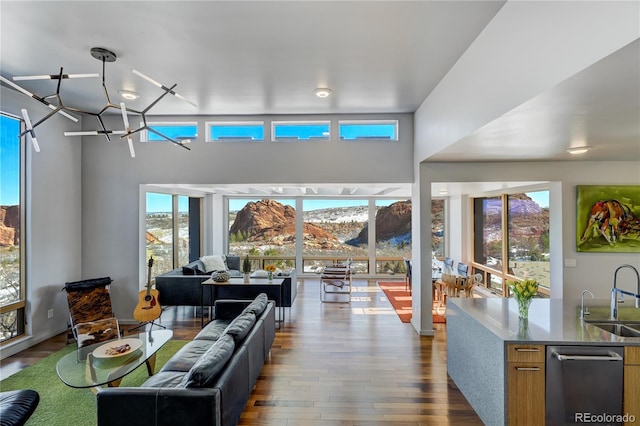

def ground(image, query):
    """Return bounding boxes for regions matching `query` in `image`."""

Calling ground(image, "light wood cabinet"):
[624,346,640,426]
[506,344,545,426]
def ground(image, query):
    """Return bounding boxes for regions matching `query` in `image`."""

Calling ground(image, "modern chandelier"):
[0,47,197,158]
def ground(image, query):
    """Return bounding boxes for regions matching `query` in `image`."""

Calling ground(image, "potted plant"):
[243,255,251,282]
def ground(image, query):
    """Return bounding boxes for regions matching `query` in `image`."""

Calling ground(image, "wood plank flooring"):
[0,278,482,425]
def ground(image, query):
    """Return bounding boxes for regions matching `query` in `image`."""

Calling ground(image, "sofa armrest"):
[97,387,220,426]
[213,300,252,320]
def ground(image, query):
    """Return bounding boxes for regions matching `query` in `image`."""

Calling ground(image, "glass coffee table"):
[56,329,172,390]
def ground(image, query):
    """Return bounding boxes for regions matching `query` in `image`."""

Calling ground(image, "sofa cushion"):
[183,265,207,275]
[225,255,241,271]
[194,319,232,341]
[141,371,187,388]
[242,293,268,317]
[223,311,256,344]
[181,266,196,275]
[182,334,235,388]
[200,255,226,272]
[160,340,214,372]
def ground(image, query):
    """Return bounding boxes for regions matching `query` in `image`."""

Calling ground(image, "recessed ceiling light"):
[314,88,332,98]
[118,89,140,100]
[566,146,591,155]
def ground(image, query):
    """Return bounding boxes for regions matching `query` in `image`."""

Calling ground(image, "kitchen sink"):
[587,321,640,338]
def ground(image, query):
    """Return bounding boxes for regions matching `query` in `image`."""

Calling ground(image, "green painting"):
[577,185,640,252]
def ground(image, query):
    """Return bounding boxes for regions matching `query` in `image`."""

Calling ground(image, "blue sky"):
[1,114,21,206]
[227,198,399,212]
[526,191,550,208]
[143,192,549,214]
[146,193,189,213]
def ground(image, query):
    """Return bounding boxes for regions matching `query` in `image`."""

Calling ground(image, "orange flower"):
[265,264,277,273]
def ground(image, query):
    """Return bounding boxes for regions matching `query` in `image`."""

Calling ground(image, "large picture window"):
[473,191,550,294]
[228,199,296,271]
[0,113,26,343]
[303,199,369,273]
[146,192,200,278]
[375,199,411,274]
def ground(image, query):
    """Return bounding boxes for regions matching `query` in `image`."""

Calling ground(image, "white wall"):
[81,113,414,320]
[1,86,82,359]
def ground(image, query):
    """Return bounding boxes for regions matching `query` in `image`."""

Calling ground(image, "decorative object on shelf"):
[0,47,197,157]
[265,264,276,282]
[212,271,230,282]
[242,255,251,283]
[507,279,539,320]
[576,185,640,253]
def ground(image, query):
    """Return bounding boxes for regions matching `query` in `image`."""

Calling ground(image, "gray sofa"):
[97,293,275,426]
[155,256,242,307]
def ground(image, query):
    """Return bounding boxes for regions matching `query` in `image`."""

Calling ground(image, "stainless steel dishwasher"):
[546,346,624,425]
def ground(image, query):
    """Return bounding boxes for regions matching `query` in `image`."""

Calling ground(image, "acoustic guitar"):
[133,256,161,323]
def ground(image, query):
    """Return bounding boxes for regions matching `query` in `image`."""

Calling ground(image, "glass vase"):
[517,298,532,319]
[267,271,273,281]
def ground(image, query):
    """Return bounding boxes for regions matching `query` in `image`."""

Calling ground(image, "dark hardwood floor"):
[1,278,482,425]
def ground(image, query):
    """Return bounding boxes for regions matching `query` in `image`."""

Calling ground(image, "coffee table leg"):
[145,353,157,376]
[107,378,123,387]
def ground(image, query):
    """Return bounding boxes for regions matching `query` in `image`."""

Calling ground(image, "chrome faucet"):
[581,289,594,320]
[610,264,640,320]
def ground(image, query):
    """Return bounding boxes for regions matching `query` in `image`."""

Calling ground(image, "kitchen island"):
[446,298,640,425]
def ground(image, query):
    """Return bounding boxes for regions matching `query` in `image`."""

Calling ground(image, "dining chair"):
[457,262,469,278]
[444,257,454,273]
[463,273,483,297]
[404,258,412,293]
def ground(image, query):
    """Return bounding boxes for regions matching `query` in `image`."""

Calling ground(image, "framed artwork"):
[576,185,640,252]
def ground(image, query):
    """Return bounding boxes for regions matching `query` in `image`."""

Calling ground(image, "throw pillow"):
[251,270,268,278]
[200,255,227,273]
[182,266,196,275]
[182,334,235,388]
[242,293,268,316]
[194,266,207,275]
[223,311,256,344]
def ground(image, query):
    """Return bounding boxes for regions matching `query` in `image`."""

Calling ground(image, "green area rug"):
[0,340,188,426]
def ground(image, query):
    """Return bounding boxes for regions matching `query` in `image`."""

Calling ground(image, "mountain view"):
[228,200,413,264]
[143,194,547,278]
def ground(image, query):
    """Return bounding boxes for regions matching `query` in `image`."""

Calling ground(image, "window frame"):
[338,119,398,141]
[0,112,27,344]
[140,121,199,143]
[271,120,331,142]
[471,189,550,297]
[205,121,265,142]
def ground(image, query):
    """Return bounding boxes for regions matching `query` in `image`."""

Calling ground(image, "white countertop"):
[447,297,640,345]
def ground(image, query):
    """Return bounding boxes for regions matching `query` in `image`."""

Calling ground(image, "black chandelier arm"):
[55,68,64,94]
[145,126,191,151]
[142,83,178,115]
[0,76,78,122]
[95,115,113,142]
[29,105,66,130]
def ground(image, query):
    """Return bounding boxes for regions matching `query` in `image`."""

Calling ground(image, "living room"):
[1,1,639,425]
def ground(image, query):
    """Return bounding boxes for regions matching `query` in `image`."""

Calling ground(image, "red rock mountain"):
[0,205,20,246]
[355,200,412,243]
[230,200,337,244]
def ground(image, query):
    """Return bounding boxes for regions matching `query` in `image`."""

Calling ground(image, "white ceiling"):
[1,1,638,197]
[0,1,504,115]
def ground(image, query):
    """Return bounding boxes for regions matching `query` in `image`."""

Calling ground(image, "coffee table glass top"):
[56,329,172,388]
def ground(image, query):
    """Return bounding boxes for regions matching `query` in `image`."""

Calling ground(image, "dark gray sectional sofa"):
[155,256,242,307]
[97,293,275,426]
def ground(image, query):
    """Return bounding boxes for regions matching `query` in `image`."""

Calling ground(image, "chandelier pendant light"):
[1,47,197,157]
